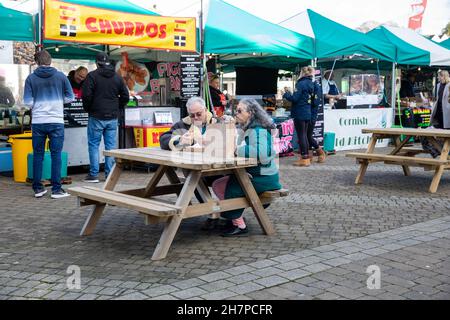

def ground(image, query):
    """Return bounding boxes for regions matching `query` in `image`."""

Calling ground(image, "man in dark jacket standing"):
[82,52,129,182]
[23,50,74,198]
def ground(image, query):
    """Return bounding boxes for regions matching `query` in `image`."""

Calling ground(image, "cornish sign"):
[324,108,393,151]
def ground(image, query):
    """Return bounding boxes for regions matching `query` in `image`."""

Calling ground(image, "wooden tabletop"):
[362,128,450,138]
[104,147,258,170]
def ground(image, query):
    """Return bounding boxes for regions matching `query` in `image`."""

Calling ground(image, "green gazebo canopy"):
[367,26,450,66]
[438,38,450,50]
[204,0,314,63]
[280,9,397,62]
[0,4,34,42]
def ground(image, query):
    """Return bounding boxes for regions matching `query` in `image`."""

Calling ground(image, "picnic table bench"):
[69,148,288,260]
[346,128,450,193]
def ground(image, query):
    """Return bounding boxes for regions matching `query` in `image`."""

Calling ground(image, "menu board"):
[64,99,88,127]
[154,111,173,124]
[180,54,201,98]
[313,69,324,146]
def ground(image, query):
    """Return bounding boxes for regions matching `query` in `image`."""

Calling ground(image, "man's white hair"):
[186,96,206,112]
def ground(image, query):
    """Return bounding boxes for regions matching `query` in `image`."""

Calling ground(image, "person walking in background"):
[421,70,450,158]
[209,74,227,117]
[283,66,315,167]
[322,70,342,104]
[82,52,129,183]
[399,72,416,99]
[67,66,88,98]
[23,49,74,198]
[431,70,450,130]
[0,70,15,107]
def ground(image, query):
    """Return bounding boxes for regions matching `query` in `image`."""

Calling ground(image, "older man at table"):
[160,96,227,230]
[160,96,217,150]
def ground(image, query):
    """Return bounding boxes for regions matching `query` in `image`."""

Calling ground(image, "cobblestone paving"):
[0,147,449,300]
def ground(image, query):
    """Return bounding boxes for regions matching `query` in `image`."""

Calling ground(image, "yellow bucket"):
[7,132,33,182]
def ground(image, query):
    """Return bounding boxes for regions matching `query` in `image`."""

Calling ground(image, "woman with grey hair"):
[211,99,282,236]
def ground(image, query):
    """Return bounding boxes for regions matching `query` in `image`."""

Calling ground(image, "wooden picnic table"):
[69,148,287,260]
[346,127,450,193]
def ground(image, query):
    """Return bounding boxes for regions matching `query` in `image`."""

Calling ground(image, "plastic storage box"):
[323,132,335,152]
[0,145,13,172]
[27,151,68,180]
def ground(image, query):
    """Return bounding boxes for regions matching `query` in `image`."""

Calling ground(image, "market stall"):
[279,9,397,151]
[367,25,450,131]
[203,6,399,152]
[0,4,35,174]
[40,0,198,165]
[316,63,394,151]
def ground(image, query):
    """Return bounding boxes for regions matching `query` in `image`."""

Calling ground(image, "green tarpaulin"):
[204,0,314,61]
[367,26,450,66]
[439,38,450,50]
[0,4,34,42]
[280,9,396,62]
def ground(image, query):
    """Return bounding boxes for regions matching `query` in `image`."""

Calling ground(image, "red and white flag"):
[408,0,427,32]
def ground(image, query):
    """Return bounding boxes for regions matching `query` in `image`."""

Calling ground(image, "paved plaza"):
[0,148,449,300]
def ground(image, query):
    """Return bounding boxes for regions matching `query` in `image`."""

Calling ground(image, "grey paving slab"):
[0,152,449,300]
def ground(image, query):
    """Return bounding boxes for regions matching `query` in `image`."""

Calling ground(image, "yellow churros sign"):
[44,0,197,51]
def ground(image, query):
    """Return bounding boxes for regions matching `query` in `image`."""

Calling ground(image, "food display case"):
[121,92,181,149]
[344,74,385,108]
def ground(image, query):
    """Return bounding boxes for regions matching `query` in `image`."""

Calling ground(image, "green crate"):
[27,151,68,180]
[323,132,335,152]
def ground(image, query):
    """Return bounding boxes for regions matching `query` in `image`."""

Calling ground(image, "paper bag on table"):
[199,123,237,160]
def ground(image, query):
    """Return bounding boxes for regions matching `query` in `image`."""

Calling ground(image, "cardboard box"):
[133,126,171,147]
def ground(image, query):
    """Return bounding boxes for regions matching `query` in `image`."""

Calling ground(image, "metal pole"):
[38,0,43,49]
[391,62,397,124]
[199,0,204,99]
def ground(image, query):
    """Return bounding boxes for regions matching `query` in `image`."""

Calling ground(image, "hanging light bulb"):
[252,52,256,56]
[55,46,59,52]
[418,67,421,71]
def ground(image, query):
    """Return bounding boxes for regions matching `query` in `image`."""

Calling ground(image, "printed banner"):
[324,108,393,151]
[44,0,196,51]
[274,119,295,157]
[64,98,88,127]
